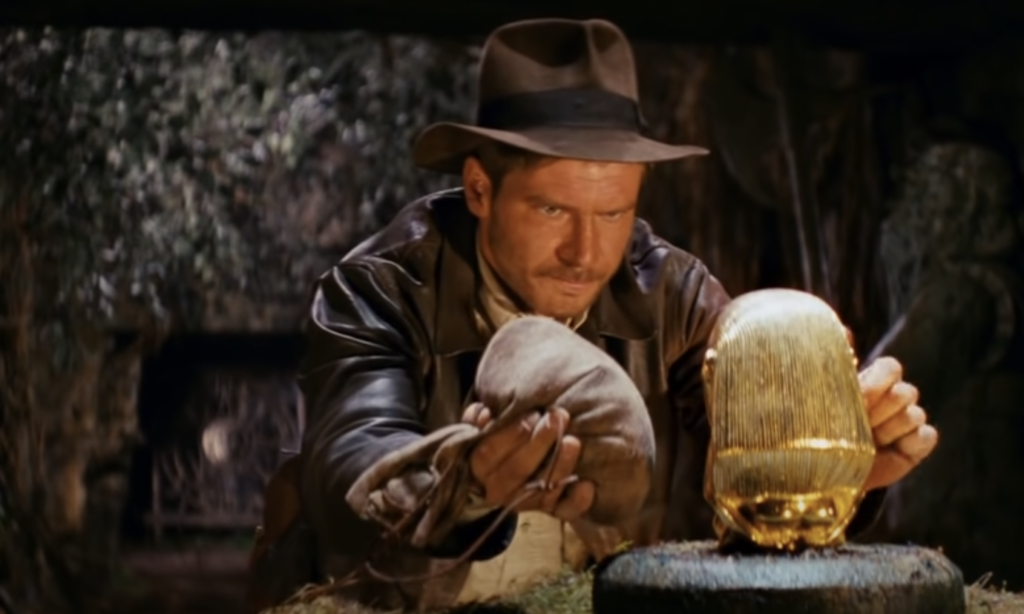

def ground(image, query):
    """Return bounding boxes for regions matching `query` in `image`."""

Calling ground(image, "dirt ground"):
[106,544,1024,614]
[115,546,250,614]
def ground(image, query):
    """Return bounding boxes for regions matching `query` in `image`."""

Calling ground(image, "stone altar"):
[592,288,967,613]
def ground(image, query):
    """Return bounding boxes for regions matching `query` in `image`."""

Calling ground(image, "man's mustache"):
[540,268,603,283]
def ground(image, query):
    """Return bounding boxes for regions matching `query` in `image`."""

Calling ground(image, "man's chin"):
[530,299,595,322]
[525,280,602,320]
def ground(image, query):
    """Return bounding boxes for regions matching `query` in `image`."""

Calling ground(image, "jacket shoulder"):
[628,217,715,291]
[304,190,467,318]
[339,188,464,267]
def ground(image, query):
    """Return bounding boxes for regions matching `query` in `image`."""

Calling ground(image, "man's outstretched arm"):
[297,261,516,562]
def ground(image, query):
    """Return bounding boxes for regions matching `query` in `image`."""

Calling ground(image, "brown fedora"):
[411,18,709,174]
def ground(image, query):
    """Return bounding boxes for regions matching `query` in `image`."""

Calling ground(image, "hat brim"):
[412,122,709,175]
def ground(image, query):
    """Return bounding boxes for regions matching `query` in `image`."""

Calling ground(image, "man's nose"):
[556,217,596,268]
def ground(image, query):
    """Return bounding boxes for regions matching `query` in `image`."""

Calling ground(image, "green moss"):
[460,569,593,614]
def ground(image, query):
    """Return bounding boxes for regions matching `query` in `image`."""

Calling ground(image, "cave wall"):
[41,29,904,344]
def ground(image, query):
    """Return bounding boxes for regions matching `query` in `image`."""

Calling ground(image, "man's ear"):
[462,156,493,218]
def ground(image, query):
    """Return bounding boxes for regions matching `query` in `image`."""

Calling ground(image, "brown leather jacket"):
[246,188,887,610]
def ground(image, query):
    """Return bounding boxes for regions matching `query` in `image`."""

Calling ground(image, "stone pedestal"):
[592,541,966,614]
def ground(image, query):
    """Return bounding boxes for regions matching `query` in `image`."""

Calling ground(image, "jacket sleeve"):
[663,258,731,540]
[296,261,515,561]
[664,259,887,539]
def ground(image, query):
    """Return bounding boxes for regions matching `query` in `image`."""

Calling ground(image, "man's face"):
[464,155,643,320]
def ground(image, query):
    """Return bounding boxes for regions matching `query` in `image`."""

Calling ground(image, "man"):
[245,17,938,613]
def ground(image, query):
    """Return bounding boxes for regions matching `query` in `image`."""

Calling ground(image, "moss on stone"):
[264,568,1023,614]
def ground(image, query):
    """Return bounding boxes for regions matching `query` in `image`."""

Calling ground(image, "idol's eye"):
[540,205,562,217]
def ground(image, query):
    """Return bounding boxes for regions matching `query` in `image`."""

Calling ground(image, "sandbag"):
[345,315,656,551]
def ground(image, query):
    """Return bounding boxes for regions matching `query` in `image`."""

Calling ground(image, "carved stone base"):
[592,541,966,614]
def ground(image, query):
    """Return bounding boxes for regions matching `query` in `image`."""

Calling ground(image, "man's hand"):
[859,356,939,491]
[461,402,595,521]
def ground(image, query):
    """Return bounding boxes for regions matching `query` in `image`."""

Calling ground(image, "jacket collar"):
[431,190,655,356]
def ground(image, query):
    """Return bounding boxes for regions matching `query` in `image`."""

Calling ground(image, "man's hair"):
[473,141,549,194]
[471,141,653,195]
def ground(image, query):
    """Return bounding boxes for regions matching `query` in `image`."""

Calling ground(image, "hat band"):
[476,88,645,132]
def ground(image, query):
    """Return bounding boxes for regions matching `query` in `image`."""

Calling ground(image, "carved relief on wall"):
[861,142,1024,590]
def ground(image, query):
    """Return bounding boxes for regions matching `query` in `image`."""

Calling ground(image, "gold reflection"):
[702,288,875,551]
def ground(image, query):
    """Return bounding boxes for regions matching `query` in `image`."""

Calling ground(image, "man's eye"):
[603,211,624,221]
[540,206,562,216]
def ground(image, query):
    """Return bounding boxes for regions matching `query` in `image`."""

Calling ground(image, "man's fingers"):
[474,407,492,428]
[483,409,567,506]
[461,402,491,427]
[874,404,928,447]
[538,435,582,513]
[470,410,540,481]
[894,423,939,462]
[864,449,915,492]
[460,402,479,423]
[867,381,919,428]
[553,480,595,521]
[858,356,903,410]
[863,425,938,491]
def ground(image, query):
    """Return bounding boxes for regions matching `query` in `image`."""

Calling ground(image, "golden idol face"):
[702,288,875,551]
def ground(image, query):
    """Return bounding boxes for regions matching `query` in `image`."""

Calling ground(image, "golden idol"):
[702,288,875,551]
